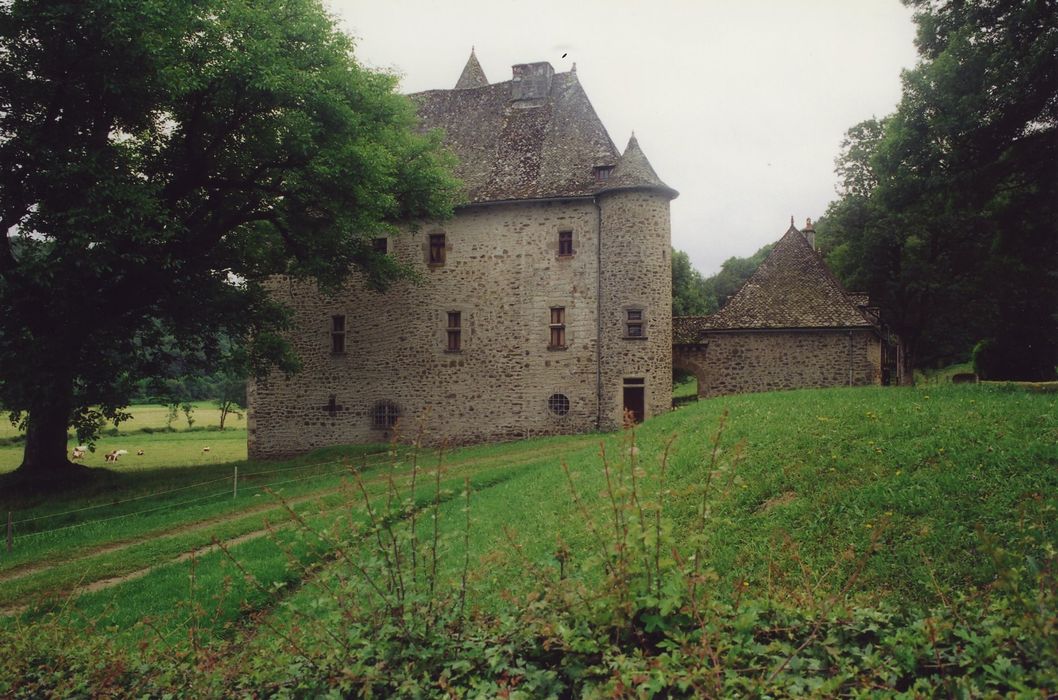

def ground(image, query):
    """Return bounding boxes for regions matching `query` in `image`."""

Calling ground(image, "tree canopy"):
[0,0,459,481]
[817,0,1057,378]
[672,245,773,318]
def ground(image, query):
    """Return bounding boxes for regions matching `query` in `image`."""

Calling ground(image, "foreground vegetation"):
[1,384,1055,696]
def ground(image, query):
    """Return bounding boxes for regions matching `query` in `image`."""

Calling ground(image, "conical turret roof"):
[598,133,678,199]
[454,48,488,89]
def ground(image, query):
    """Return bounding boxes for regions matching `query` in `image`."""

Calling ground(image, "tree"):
[671,249,712,316]
[215,377,247,431]
[817,0,1058,378]
[0,0,459,483]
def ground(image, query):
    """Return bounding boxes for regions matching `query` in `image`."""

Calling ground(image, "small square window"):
[429,233,446,265]
[447,311,461,352]
[549,307,566,349]
[625,309,646,338]
[372,237,388,254]
[558,230,573,257]
[331,315,346,354]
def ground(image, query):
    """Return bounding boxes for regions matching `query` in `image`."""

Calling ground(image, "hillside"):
[2,384,1056,695]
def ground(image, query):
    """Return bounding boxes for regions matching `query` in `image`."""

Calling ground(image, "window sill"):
[556,253,575,260]
[547,345,568,351]
[444,349,463,354]
[427,262,446,269]
[622,336,649,341]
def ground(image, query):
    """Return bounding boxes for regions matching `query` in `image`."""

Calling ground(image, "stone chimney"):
[511,62,554,102]
[803,217,816,250]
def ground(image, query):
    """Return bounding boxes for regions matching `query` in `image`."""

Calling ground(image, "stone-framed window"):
[548,393,570,416]
[372,400,400,430]
[372,237,388,254]
[446,311,462,352]
[549,307,566,350]
[428,233,446,265]
[558,230,574,257]
[624,307,647,339]
[331,315,346,354]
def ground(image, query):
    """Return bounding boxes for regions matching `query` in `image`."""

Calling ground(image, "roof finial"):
[571,61,577,73]
[790,215,794,227]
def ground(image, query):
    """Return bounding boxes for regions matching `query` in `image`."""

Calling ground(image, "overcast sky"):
[327,0,920,276]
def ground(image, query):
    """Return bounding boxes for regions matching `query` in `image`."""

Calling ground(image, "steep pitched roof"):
[674,223,874,342]
[454,49,488,89]
[599,133,678,198]
[412,61,664,204]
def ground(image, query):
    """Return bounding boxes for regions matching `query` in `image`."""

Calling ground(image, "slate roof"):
[454,49,488,89]
[410,58,676,204]
[674,223,875,344]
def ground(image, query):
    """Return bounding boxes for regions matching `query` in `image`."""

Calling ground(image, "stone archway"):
[673,344,709,398]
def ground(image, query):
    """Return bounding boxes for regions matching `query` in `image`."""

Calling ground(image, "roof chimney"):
[803,217,816,250]
[511,62,554,102]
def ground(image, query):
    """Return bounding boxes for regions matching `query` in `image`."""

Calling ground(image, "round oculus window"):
[548,393,570,416]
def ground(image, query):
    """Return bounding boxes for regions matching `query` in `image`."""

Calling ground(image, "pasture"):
[2,383,1056,696]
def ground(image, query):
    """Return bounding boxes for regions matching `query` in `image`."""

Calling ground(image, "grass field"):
[0,403,247,473]
[1,383,1055,694]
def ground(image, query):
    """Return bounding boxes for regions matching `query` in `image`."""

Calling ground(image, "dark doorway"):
[623,378,645,424]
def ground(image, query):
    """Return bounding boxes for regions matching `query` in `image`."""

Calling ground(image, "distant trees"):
[672,245,773,317]
[0,0,459,482]
[817,0,1057,379]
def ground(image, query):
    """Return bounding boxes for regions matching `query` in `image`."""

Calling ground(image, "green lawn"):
[0,401,242,441]
[1,383,1055,661]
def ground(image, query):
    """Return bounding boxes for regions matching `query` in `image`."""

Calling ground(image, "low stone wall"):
[674,329,881,398]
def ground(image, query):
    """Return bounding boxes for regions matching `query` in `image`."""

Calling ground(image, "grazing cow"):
[202,446,211,453]
[137,449,144,456]
[71,446,87,460]
[104,450,118,463]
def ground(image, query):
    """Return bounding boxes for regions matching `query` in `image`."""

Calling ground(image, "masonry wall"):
[674,329,881,399]
[249,200,605,458]
[597,190,673,429]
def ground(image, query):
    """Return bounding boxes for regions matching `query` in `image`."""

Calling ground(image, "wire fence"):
[3,451,393,551]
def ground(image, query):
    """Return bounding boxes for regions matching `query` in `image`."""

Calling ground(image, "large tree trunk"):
[14,382,82,483]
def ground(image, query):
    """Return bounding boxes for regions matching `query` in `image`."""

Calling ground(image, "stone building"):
[673,219,900,398]
[248,51,677,458]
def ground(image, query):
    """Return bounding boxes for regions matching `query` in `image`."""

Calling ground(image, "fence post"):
[233,466,238,501]
[6,511,11,553]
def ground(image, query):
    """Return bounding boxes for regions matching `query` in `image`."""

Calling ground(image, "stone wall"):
[674,329,881,399]
[249,199,614,458]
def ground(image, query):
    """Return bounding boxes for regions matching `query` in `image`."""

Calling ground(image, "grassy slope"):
[3,384,1055,646]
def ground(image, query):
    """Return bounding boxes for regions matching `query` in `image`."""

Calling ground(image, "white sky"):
[327,0,920,276]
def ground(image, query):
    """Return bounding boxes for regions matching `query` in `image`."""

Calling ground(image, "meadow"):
[1,383,1055,696]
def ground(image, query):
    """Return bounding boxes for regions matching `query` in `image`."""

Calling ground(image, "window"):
[549,307,566,349]
[372,400,400,430]
[548,393,570,416]
[331,315,346,354]
[594,165,614,182]
[429,233,446,265]
[558,230,573,257]
[446,311,461,352]
[625,309,645,338]
[372,237,388,254]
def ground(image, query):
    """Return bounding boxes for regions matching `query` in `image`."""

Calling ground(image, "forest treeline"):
[674,0,1057,380]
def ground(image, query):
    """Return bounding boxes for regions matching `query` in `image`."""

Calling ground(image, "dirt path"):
[0,436,600,614]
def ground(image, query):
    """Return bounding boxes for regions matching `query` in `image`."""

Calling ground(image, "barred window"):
[447,311,461,352]
[549,307,566,349]
[372,400,400,430]
[372,237,388,254]
[331,315,346,354]
[548,393,570,416]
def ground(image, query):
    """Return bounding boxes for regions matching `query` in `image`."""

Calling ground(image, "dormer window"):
[594,165,614,182]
